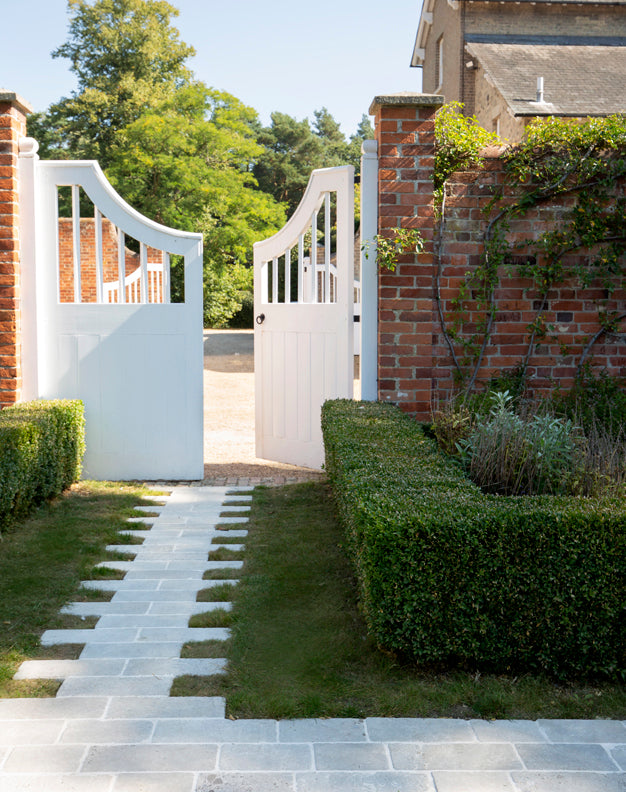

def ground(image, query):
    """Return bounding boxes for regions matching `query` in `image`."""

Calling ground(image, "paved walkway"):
[1,486,625,792]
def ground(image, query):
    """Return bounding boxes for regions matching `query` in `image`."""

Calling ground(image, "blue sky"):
[3,0,424,138]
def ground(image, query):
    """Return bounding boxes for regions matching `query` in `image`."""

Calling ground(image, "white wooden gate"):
[253,166,355,469]
[19,140,204,480]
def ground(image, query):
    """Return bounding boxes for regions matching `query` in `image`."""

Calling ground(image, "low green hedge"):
[0,400,85,531]
[321,399,626,681]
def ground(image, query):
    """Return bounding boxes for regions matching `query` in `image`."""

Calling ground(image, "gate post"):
[369,92,444,421]
[360,139,378,401]
[0,92,32,407]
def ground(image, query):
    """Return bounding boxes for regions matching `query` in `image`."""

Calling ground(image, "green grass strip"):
[0,481,161,697]
[207,482,626,720]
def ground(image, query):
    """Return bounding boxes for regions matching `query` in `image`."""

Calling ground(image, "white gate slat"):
[117,227,125,304]
[139,243,148,304]
[285,248,291,304]
[310,211,318,303]
[253,166,354,469]
[297,234,305,304]
[95,208,104,303]
[163,252,171,303]
[71,185,81,303]
[324,192,331,303]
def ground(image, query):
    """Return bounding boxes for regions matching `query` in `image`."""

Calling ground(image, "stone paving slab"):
[537,719,626,743]
[0,720,65,745]
[278,719,367,743]
[41,628,139,646]
[218,744,313,771]
[80,579,160,591]
[0,774,114,791]
[470,719,547,743]
[110,589,216,602]
[61,602,150,615]
[0,697,109,719]
[41,628,139,644]
[511,772,626,791]
[83,744,219,773]
[149,601,229,615]
[80,642,183,659]
[14,659,125,679]
[137,627,230,642]
[432,771,518,791]
[57,676,173,697]
[152,718,278,743]
[365,717,476,743]
[197,773,296,792]
[60,719,155,744]
[314,742,390,771]
[2,745,87,773]
[123,658,225,676]
[389,743,524,771]
[293,771,435,791]
[94,614,191,629]
[104,697,225,719]
[114,773,195,792]
[515,743,618,771]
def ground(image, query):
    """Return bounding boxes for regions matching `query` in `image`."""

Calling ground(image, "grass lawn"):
[181,482,626,720]
[2,478,624,719]
[0,481,161,697]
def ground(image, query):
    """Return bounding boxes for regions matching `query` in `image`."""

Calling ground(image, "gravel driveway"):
[203,329,325,485]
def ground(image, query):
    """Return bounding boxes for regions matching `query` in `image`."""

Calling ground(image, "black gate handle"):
[256,313,265,325]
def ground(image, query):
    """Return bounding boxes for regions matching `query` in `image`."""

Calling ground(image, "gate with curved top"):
[19,139,204,480]
[253,165,356,470]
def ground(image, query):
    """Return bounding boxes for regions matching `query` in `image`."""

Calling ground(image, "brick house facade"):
[411,0,626,141]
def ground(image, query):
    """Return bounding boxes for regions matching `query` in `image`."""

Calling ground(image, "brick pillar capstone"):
[369,93,444,421]
[0,91,32,407]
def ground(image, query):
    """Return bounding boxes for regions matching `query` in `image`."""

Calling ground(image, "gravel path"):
[202,330,325,486]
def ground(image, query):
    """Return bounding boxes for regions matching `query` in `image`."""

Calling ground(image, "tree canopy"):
[253,109,373,214]
[30,0,195,166]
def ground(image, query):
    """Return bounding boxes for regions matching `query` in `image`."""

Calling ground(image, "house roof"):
[411,0,626,67]
[466,42,626,116]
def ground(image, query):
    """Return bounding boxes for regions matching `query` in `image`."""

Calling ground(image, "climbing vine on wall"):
[434,107,626,393]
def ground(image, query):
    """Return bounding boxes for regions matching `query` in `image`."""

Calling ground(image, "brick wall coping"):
[0,91,33,115]
[369,92,445,114]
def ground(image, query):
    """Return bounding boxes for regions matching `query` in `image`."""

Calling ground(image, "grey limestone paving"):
[1,486,625,792]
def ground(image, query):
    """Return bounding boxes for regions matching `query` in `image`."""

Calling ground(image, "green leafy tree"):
[28,0,195,165]
[253,112,326,214]
[254,108,374,215]
[106,84,286,326]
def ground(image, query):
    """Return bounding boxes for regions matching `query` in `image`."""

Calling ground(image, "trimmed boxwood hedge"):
[0,400,85,532]
[321,399,626,681]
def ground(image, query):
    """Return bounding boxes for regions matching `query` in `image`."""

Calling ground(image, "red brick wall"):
[372,94,626,419]
[0,94,30,406]
[435,158,626,399]
[57,218,163,303]
[370,95,443,419]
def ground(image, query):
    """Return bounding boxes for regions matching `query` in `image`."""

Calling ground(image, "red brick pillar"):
[369,93,444,420]
[0,92,32,406]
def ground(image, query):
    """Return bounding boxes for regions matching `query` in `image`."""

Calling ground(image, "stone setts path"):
[1,486,625,792]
